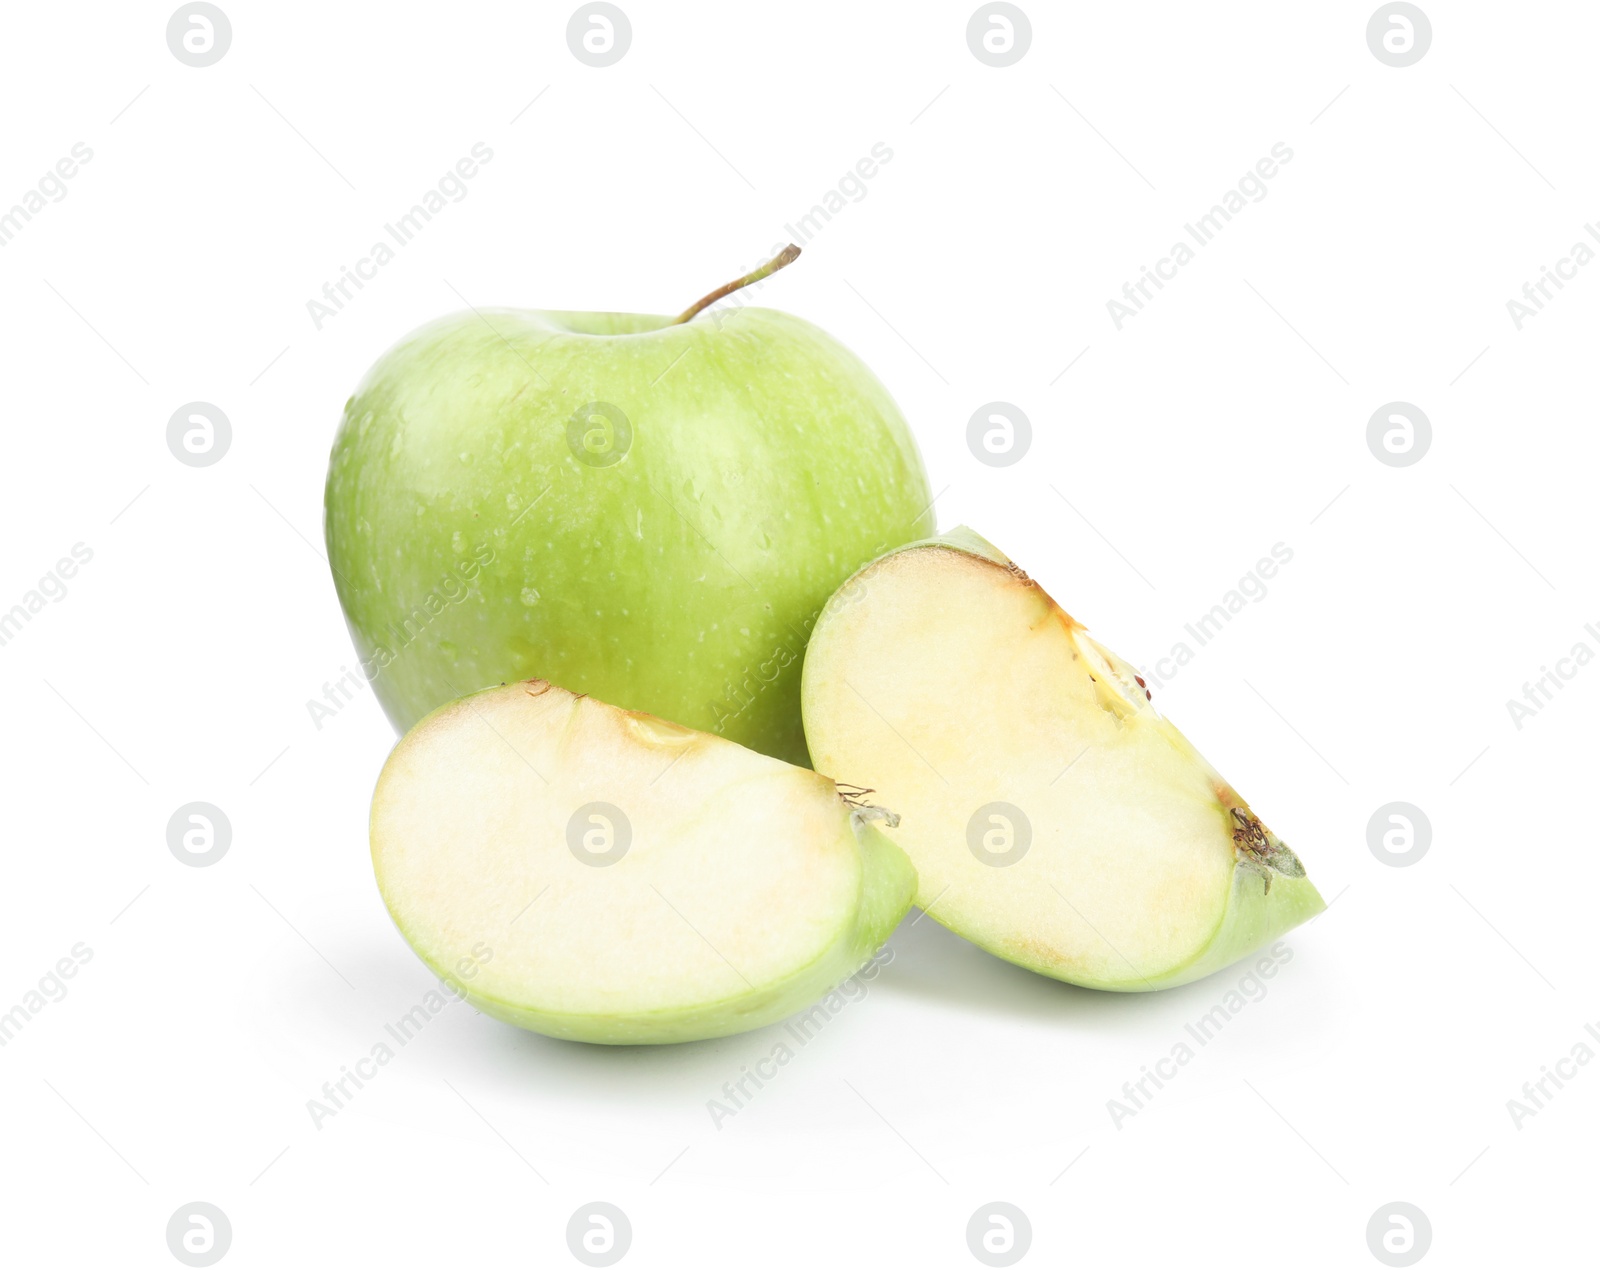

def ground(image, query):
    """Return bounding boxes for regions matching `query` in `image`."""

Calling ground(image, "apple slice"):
[370,680,915,1044]
[801,528,1323,992]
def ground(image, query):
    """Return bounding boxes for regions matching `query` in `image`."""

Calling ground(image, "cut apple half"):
[370,680,915,1044]
[801,528,1323,992]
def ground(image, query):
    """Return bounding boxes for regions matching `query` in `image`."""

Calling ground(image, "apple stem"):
[670,244,802,324]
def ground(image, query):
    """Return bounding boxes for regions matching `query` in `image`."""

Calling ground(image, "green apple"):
[801,528,1324,991]
[325,247,933,765]
[370,678,916,1044]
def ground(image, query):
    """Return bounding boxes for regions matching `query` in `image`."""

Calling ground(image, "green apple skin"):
[325,306,933,766]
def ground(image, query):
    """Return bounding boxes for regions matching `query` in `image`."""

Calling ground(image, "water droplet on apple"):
[520,587,540,606]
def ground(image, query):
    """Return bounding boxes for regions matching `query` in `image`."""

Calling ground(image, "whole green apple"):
[324,248,933,765]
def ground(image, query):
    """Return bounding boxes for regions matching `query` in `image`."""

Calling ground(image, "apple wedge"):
[370,680,915,1043]
[801,528,1323,992]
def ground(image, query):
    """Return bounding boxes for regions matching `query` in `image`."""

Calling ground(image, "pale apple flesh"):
[800,529,1323,992]
[370,680,916,1043]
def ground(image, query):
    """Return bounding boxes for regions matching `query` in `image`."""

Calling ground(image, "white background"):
[1,1,1594,1265]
